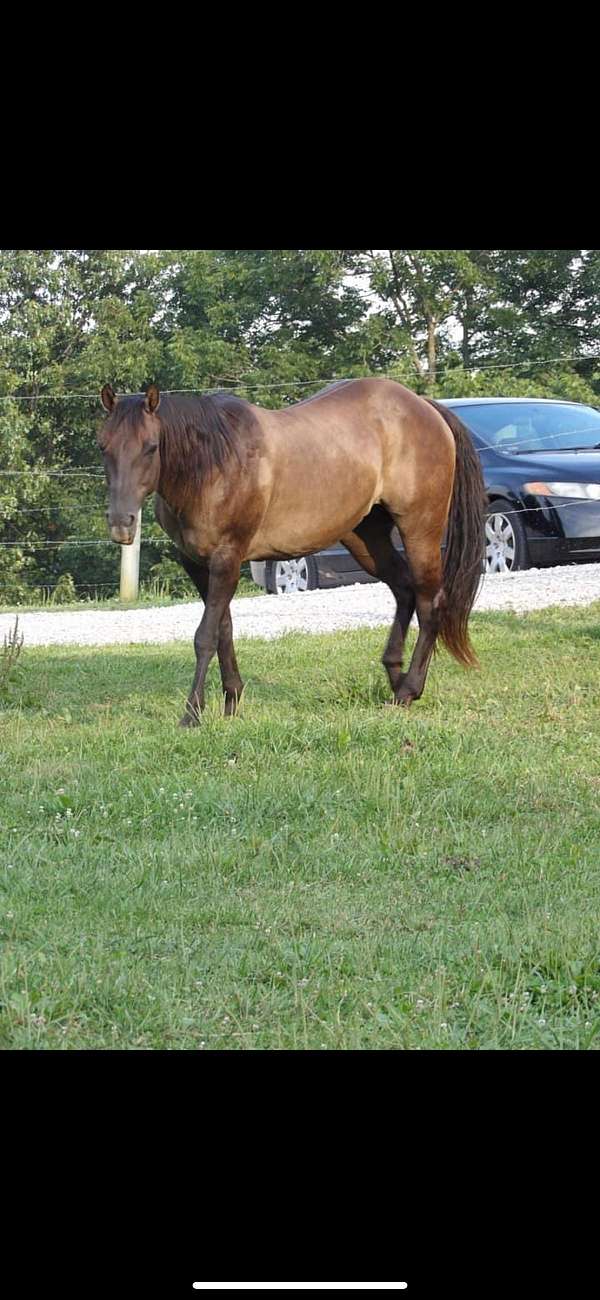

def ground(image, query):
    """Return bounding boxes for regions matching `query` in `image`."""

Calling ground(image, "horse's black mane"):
[100,390,251,489]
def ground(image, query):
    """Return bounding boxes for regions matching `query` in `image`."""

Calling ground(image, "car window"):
[452,402,600,453]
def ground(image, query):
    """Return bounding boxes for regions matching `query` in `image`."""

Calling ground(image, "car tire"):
[266,556,319,594]
[484,498,528,573]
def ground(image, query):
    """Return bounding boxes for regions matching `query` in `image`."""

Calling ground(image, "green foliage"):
[0,615,24,700]
[49,572,77,604]
[147,556,196,600]
[433,364,600,405]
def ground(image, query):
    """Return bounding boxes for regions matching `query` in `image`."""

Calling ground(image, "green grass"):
[2,604,600,1050]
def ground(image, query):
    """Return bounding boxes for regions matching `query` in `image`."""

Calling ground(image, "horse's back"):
[256,377,454,484]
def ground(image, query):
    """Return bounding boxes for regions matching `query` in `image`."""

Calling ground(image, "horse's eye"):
[144,442,158,456]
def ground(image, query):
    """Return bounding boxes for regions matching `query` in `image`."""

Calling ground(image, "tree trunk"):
[462,290,472,368]
[426,318,436,388]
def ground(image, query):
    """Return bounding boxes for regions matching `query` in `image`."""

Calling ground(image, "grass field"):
[2,603,600,1050]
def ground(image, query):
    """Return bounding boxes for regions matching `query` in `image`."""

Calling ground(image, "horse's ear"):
[144,384,161,414]
[100,384,117,413]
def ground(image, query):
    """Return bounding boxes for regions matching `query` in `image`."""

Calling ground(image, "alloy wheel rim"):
[485,513,516,573]
[275,558,309,593]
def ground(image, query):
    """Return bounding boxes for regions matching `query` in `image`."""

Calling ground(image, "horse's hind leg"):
[339,506,416,697]
[178,552,244,717]
[387,523,446,707]
[381,570,415,694]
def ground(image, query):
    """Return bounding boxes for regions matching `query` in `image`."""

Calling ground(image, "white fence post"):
[119,509,141,601]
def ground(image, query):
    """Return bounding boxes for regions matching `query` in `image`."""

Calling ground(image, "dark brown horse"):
[98,378,485,725]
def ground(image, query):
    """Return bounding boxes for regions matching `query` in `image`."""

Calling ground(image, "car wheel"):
[484,498,528,573]
[266,556,319,594]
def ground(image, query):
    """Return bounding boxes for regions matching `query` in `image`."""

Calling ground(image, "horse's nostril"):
[127,514,135,526]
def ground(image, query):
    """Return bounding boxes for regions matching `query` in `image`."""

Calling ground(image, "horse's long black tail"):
[425,398,486,667]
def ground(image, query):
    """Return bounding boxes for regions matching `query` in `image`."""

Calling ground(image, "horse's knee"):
[194,627,218,658]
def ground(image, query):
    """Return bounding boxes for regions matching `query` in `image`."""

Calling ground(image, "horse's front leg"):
[177,551,244,716]
[180,548,241,727]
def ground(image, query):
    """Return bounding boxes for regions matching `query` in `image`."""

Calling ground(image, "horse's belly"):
[247,488,380,561]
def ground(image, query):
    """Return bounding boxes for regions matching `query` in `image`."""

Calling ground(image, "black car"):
[250,397,600,592]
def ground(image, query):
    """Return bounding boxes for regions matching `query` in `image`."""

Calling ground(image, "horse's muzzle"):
[110,524,135,545]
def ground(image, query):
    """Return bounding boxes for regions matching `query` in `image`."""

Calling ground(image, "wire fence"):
[2,495,600,553]
[0,348,599,403]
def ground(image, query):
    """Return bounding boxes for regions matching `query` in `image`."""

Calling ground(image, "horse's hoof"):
[179,711,200,728]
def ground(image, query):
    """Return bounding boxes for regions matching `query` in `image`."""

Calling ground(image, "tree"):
[163,250,366,404]
[468,249,584,365]
[0,250,172,598]
[346,250,488,388]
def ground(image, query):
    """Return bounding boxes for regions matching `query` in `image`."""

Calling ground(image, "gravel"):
[2,563,600,648]
[0,566,597,650]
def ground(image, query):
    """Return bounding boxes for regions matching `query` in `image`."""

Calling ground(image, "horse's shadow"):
[16,651,337,721]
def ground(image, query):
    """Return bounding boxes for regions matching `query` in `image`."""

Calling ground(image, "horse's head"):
[98,384,162,544]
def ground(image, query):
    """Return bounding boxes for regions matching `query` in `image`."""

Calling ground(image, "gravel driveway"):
[2,563,600,648]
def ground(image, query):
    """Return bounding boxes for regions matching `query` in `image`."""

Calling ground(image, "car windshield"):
[453,402,600,454]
